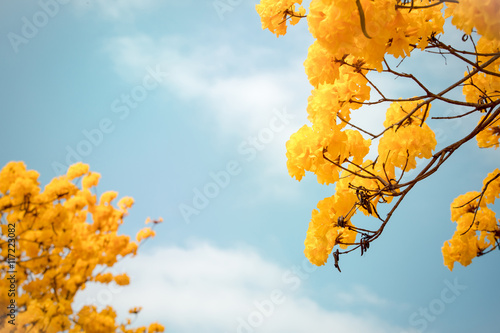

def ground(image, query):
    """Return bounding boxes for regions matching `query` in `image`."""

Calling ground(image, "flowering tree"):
[256,0,500,271]
[0,161,164,332]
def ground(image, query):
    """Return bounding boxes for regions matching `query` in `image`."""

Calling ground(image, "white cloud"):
[74,242,414,333]
[102,34,312,202]
[335,285,389,306]
[103,34,310,135]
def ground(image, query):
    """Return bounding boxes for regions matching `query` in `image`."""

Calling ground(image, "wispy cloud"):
[74,242,413,333]
[103,34,312,203]
[103,34,309,135]
[335,284,390,306]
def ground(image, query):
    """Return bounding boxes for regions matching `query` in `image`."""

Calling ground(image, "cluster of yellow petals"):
[303,158,402,266]
[461,37,500,149]
[304,194,358,266]
[258,0,499,268]
[290,64,433,265]
[286,124,371,185]
[440,1,500,270]
[0,161,164,332]
[255,0,306,37]
[304,41,345,88]
[267,0,444,266]
[307,0,444,71]
[307,64,371,131]
[476,115,500,149]
[445,0,500,41]
[442,170,500,271]
[378,100,437,173]
[136,227,156,242]
[286,124,341,184]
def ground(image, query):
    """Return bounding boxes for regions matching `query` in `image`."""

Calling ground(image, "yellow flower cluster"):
[445,0,500,41]
[0,161,164,332]
[378,101,437,173]
[307,64,371,131]
[268,1,442,266]
[289,70,438,266]
[258,0,499,269]
[304,194,358,266]
[440,2,500,270]
[303,157,403,265]
[462,37,500,149]
[462,37,500,102]
[286,124,371,185]
[476,115,500,149]
[293,72,439,266]
[442,170,500,271]
[307,0,444,70]
[255,0,306,37]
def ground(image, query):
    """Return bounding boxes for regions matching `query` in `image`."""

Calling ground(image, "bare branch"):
[396,0,458,10]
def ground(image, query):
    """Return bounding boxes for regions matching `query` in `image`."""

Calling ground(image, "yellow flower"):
[378,101,436,173]
[118,196,135,210]
[82,171,101,189]
[129,306,142,314]
[450,191,481,223]
[445,0,500,41]
[307,0,444,71]
[444,170,500,270]
[136,227,156,242]
[256,0,305,37]
[114,273,130,286]
[145,216,164,224]
[100,191,118,205]
[0,161,161,332]
[0,161,29,194]
[306,67,371,133]
[476,116,500,149]
[483,169,500,204]
[148,322,165,332]
[304,192,360,266]
[67,162,89,180]
[94,272,114,283]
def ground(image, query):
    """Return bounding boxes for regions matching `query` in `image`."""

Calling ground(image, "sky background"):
[1,1,499,332]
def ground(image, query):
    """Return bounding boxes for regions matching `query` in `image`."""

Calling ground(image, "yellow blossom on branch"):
[0,161,164,332]
[258,0,500,270]
[256,0,306,36]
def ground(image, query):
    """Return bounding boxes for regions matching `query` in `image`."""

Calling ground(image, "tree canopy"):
[256,0,500,271]
[0,161,164,332]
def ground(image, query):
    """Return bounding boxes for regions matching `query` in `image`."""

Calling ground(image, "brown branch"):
[428,41,500,78]
[384,58,431,96]
[337,116,377,138]
[375,54,500,138]
[398,106,500,188]
[322,151,376,180]
[396,0,458,10]
[336,107,500,258]
[460,172,500,235]
[432,108,483,119]
[360,71,386,100]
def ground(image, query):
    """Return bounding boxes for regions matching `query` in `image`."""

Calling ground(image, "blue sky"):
[1,1,499,332]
